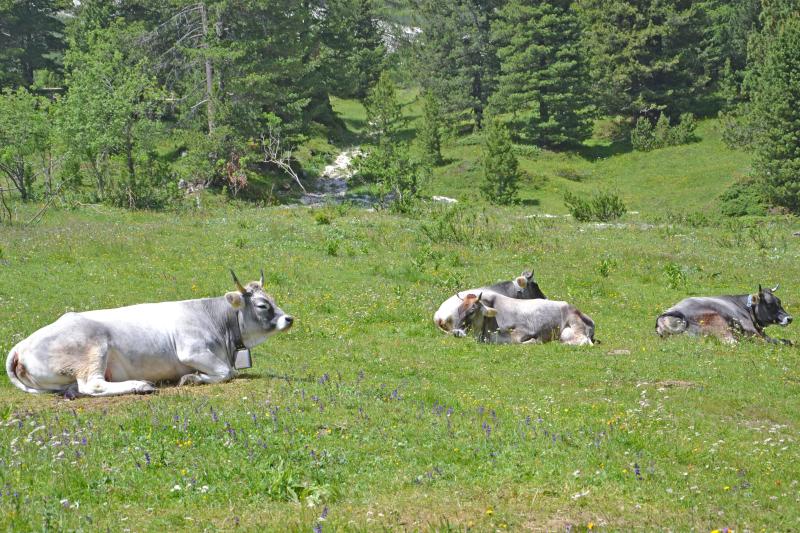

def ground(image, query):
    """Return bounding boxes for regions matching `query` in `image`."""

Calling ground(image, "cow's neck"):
[742,294,764,331]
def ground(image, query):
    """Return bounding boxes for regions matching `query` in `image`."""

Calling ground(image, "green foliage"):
[58,21,167,206]
[663,262,688,290]
[0,87,52,200]
[564,190,626,222]
[719,176,767,217]
[364,71,402,141]
[630,118,655,152]
[411,0,499,129]
[0,0,66,88]
[750,14,800,213]
[417,91,443,166]
[480,120,520,205]
[491,0,594,146]
[355,138,428,209]
[320,0,386,99]
[577,0,708,118]
[631,113,698,152]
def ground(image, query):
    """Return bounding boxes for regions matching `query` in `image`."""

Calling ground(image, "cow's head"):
[453,292,497,337]
[750,284,792,328]
[517,269,546,299]
[226,270,294,347]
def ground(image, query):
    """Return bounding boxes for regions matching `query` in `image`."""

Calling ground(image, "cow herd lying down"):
[4,269,795,396]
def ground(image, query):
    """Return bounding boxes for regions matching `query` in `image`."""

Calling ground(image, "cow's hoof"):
[178,374,200,386]
[452,329,467,338]
[135,381,157,394]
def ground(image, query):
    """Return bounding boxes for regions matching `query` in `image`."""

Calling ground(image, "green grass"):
[1,200,800,530]
[0,95,797,531]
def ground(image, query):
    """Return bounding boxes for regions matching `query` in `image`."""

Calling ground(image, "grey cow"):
[453,291,595,345]
[656,285,793,344]
[434,270,546,334]
[6,271,293,396]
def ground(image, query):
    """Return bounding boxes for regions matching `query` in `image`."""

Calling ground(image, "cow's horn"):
[456,293,464,301]
[477,292,483,302]
[772,283,780,292]
[260,269,265,287]
[230,269,247,294]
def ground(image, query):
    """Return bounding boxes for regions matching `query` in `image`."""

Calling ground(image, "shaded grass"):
[1,203,800,530]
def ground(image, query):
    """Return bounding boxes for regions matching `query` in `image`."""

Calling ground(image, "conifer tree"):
[417,91,443,166]
[491,0,593,146]
[481,119,520,205]
[576,0,707,119]
[751,14,800,213]
[364,71,402,142]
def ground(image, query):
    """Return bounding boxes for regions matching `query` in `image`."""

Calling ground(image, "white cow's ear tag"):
[234,349,252,369]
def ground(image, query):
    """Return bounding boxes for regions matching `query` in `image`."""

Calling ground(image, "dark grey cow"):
[656,285,793,344]
[453,291,595,345]
[434,270,546,334]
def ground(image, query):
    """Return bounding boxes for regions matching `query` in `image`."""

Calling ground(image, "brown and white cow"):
[434,270,546,335]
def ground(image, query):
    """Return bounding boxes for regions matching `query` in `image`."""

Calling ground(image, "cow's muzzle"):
[277,315,294,330]
[780,315,793,326]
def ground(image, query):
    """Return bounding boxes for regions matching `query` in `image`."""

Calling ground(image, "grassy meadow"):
[2,98,800,531]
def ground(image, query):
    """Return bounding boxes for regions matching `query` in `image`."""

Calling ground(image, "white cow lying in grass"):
[453,291,595,345]
[6,271,293,397]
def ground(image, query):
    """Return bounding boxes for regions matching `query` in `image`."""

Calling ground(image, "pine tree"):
[481,119,520,205]
[321,0,386,99]
[364,71,402,141]
[576,0,707,119]
[491,0,593,146]
[417,91,443,166]
[412,0,500,129]
[751,14,800,213]
[0,0,67,88]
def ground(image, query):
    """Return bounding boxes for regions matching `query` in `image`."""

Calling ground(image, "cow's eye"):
[256,304,269,309]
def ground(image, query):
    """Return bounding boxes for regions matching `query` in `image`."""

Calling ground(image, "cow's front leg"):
[177,350,236,386]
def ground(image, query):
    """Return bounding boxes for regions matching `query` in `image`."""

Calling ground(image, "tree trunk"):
[200,3,215,135]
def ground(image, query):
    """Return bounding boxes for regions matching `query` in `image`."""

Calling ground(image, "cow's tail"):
[656,311,688,337]
[6,346,43,394]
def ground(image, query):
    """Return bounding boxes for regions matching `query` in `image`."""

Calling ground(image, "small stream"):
[300,148,370,206]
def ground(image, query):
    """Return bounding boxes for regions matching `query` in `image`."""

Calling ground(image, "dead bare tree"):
[260,126,307,193]
[138,3,215,134]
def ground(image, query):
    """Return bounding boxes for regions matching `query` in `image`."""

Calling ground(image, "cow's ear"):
[751,292,761,305]
[225,291,244,309]
[515,276,528,288]
[483,306,498,318]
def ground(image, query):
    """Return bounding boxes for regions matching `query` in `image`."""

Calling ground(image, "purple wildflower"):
[145,452,151,466]
[210,407,218,423]
[634,463,642,480]
[482,421,491,438]
[320,506,328,519]
[313,523,322,533]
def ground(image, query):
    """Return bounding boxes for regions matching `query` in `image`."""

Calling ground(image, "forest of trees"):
[0,0,798,212]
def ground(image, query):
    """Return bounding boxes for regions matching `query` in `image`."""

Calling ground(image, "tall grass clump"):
[563,190,627,222]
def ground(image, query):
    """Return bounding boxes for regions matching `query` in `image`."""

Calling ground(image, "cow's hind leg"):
[656,313,688,337]
[76,375,156,396]
[71,344,155,396]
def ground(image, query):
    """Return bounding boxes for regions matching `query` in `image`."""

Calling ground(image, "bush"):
[719,177,768,217]
[564,190,627,222]
[630,118,656,151]
[631,113,698,151]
